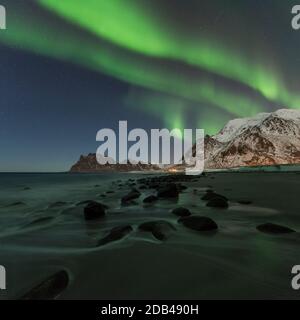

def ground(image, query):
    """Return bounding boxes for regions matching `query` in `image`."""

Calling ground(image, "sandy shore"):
[0,171,300,299]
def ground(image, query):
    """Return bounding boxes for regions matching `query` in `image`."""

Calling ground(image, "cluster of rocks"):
[17,172,297,300]
[121,174,199,204]
[79,174,296,247]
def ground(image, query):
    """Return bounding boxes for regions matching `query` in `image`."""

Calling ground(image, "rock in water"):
[20,270,69,300]
[179,216,218,232]
[97,225,133,246]
[257,223,296,234]
[171,207,191,217]
[143,195,158,203]
[177,184,188,191]
[139,221,176,241]
[157,183,179,198]
[121,188,141,204]
[237,200,252,205]
[84,201,106,220]
[206,197,228,208]
[201,191,227,201]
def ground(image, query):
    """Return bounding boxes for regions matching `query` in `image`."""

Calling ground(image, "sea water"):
[0,172,300,299]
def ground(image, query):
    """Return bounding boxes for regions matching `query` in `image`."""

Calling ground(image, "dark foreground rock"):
[84,201,107,220]
[20,270,69,300]
[256,223,296,234]
[97,225,133,246]
[121,188,141,204]
[179,216,218,232]
[157,183,179,198]
[171,207,191,217]
[143,195,158,203]
[206,197,228,208]
[139,220,176,241]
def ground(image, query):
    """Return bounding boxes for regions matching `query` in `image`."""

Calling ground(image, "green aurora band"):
[0,1,298,134]
[39,0,300,108]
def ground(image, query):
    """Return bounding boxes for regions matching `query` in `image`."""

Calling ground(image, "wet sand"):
[0,172,300,299]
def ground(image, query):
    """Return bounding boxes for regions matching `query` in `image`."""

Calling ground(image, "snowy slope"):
[190,109,300,169]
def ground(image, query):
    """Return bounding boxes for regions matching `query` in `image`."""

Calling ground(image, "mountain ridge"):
[70,153,160,172]
[189,109,300,169]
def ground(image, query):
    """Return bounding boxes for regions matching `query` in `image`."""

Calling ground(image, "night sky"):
[0,0,299,171]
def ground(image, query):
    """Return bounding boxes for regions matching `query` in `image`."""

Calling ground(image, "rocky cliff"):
[70,153,160,172]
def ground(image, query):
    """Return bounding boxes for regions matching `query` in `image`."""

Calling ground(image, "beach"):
[0,171,300,299]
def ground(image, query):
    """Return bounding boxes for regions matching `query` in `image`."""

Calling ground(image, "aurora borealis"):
[0,0,299,171]
[37,0,300,106]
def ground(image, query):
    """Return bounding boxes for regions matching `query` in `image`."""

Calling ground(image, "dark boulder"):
[157,183,179,198]
[139,220,176,241]
[121,188,141,204]
[237,200,252,205]
[97,225,133,246]
[148,182,159,189]
[206,197,228,208]
[143,195,158,203]
[83,201,107,220]
[257,223,296,234]
[177,184,188,191]
[171,207,191,217]
[201,191,227,201]
[20,270,69,300]
[179,216,218,232]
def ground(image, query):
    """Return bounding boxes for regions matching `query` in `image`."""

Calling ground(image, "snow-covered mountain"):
[190,109,300,169]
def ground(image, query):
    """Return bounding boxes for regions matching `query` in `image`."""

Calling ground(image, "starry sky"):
[0,0,299,171]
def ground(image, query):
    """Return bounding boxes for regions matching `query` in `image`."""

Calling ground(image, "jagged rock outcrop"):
[70,153,160,172]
